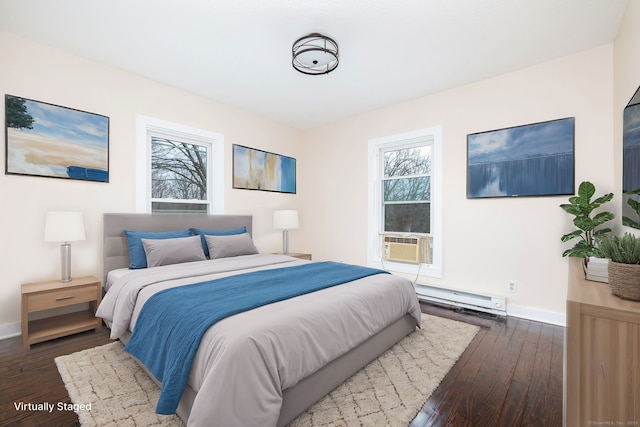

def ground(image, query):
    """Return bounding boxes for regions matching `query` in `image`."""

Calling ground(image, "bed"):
[97,213,421,427]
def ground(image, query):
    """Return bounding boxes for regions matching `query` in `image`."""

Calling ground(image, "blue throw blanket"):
[124,261,388,414]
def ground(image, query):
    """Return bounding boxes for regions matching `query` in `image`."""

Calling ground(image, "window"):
[136,115,224,214]
[150,136,209,213]
[382,145,431,234]
[368,126,442,278]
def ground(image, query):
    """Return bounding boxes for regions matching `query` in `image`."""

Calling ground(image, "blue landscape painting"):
[5,95,109,182]
[467,118,574,198]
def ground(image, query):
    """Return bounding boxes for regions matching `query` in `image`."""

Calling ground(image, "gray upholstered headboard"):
[103,213,253,284]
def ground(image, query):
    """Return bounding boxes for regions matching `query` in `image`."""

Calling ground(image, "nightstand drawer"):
[27,285,97,312]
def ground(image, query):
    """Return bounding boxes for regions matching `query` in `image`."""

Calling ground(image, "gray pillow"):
[204,233,259,259]
[142,235,207,267]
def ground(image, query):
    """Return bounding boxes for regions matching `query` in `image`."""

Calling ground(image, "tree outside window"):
[151,136,209,213]
[382,145,431,234]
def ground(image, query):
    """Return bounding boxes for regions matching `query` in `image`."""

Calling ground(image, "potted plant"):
[622,187,640,229]
[595,233,640,301]
[560,181,614,257]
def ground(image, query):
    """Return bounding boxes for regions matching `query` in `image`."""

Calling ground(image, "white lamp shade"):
[273,210,299,230]
[44,211,86,242]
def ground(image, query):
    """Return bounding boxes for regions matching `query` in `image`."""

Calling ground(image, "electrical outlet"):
[507,280,517,293]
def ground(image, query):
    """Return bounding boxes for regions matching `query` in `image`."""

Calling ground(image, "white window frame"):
[367,126,443,278]
[135,115,224,214]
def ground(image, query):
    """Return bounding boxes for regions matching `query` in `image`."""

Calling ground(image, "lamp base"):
[282,230,289,255]
[60,242,72,283]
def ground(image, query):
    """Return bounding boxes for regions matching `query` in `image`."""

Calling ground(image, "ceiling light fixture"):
[292,33,339,75]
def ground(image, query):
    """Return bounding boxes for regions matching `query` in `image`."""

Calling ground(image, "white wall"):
[300,45,616,324]
[0,32,302,335]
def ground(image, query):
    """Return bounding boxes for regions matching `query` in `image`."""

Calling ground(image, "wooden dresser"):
[565,257,640,426]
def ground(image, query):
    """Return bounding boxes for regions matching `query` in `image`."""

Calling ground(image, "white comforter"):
[96,254,421,427]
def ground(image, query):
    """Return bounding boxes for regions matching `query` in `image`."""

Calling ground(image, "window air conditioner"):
[382,234,430,264]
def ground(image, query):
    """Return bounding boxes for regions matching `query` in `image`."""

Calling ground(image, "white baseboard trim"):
[0,322,21,340]
[506,304,566,327]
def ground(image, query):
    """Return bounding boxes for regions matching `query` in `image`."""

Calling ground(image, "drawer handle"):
[55,295,75,301]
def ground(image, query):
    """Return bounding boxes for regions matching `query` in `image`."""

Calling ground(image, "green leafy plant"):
[595,233,640,264]
[560,181,614,257]
[622,188,640,230]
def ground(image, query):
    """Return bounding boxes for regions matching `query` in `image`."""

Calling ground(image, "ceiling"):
[0,0,629,130]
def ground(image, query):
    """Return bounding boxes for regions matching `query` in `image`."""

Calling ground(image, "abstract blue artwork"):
[467,117,574,198]
[622,86,640,227]
[623,89,640,193]
[232,145,296,194]
[5,95,109,182]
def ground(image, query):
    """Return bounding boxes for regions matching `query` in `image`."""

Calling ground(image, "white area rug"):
[55,313,479,427]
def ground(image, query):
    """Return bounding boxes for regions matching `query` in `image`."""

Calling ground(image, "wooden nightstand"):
[21,276,102,349]
[273,252,312,260]
[285,253,312,260]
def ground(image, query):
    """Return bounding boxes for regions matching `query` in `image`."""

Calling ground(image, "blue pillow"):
[124,228,192,269]
[190,226,247,257]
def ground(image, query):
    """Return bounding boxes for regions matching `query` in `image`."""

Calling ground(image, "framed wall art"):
[622,85,640,228]
[467,117,575,198]
[5,94,109,182]
[232,144,296,194]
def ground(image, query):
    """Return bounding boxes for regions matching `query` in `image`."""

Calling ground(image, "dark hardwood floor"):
[414,303,564,427]
[0,326,113,427]
[0,303,563,427]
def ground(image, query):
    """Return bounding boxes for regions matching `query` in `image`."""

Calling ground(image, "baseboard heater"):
[414,283,506,316]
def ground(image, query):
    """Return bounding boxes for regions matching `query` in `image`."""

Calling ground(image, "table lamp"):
[44,211,85,283]
[273,210,299,255]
